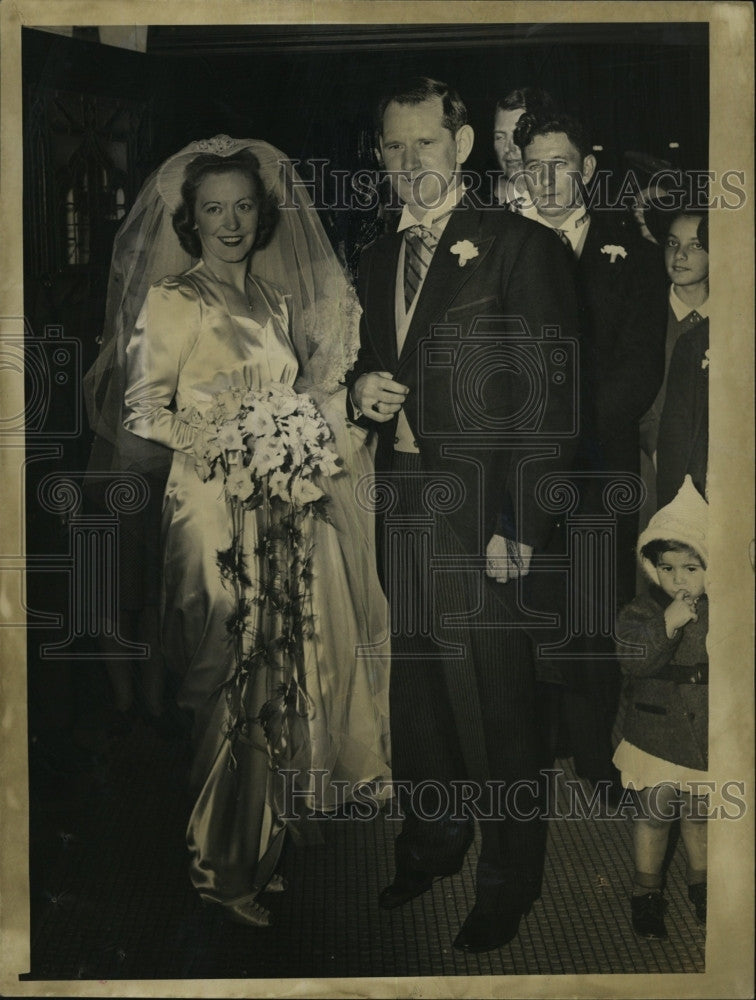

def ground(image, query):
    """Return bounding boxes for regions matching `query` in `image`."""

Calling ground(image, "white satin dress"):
[124,260,391,904]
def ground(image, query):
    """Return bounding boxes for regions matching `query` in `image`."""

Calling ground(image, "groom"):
[347,77,581,952]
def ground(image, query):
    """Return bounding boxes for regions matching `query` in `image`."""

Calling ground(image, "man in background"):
[514,110,668,790]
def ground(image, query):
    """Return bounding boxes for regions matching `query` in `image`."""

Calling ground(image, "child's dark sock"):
[632,870,663,895]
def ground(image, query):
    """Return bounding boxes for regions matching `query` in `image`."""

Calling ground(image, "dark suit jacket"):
[348,195,582,558]
[575,213,668,485]
[656,319,709,507]
[572,213,668,606]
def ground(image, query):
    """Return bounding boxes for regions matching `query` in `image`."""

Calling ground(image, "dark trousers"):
[382,453,547,911]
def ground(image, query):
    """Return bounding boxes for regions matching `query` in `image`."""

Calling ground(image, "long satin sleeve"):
[124,278,203,455]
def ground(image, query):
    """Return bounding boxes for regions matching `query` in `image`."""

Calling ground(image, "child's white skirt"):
[613,738,710,792]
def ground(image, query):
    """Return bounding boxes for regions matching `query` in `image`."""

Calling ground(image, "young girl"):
[613,476,708,939]
[638,210,708,523]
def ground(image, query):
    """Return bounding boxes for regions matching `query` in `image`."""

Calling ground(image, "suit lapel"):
[397,200,495,370]
[577,213,599,271]
[364,232,402,371]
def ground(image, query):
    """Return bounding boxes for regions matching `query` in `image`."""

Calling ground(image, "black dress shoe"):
[688,882,706,925]
[631,891,667,939]
[452,901,530,953]
[378,871,434,910]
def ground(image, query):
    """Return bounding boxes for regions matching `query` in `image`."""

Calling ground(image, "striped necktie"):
[555,213,588,255]
[403,224,440,312]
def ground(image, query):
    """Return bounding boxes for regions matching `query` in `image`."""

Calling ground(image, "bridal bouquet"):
[180,381,341,773]
[185,380,340,508]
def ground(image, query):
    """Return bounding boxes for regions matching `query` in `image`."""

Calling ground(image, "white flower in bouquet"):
[282,413,307,438]
[226,467,257,502]
[268,469,292,503]
[216,388,241,415]
[266,383,300,417]
[302,414,330,448]
[295,392,325,422]
[253,439,288,476]
[217,420,245,452]
[296,395,319,418]
[311,448,340,477]
[290,476,324,506]
[242,404,276,439]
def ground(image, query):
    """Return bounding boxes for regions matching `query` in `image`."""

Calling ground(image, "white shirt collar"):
[396,179,467,233]
[556,206,590,234]
[669,285,709,322]
[522,204,590,253]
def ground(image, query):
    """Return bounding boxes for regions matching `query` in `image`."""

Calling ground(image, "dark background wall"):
[24,22,709,201]
[22,19,709,360]
[141,23,708,177]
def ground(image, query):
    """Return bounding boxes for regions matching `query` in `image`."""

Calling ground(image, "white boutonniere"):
[450,240,479,267]
[600,244,627,264]
[701,348,710,372]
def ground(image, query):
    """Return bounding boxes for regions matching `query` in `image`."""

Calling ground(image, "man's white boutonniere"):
[601,244,628,264]
[450,240,479,267]
[701,348,710,372]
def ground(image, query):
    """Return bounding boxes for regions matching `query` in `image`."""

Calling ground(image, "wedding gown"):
[124,260,391,903]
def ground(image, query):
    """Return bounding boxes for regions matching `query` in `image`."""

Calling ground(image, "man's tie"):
[555,214,588,256]
[555,228,573,252]
[403,224,439,312]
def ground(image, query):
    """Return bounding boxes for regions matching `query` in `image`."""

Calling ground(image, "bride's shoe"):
[263,874,288,894]
[203,894,273,928]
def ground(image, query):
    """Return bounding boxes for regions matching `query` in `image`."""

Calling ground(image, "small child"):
[613,476,708,939]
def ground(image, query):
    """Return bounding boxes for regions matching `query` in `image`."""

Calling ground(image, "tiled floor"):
[22,718,705,983]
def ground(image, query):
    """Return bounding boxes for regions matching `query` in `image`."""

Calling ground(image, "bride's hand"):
[353,371,409,423]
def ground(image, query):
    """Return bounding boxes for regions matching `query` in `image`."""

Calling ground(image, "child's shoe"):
[631,891,668,939]
[688,882,706,925]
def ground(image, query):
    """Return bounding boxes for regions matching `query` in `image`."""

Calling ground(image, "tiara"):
[156,135,266,211]
[187,134,239,155]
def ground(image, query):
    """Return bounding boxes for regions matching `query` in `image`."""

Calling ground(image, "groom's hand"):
[486,535,534,582]
[352,371,409,423]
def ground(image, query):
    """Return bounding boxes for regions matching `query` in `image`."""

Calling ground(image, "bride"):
[85,136,391,927]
